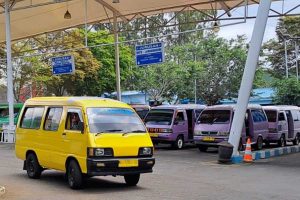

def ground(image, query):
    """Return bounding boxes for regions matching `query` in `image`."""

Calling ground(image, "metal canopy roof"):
[0,0,266,42]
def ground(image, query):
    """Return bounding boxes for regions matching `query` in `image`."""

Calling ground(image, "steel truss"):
[0,0,299,58]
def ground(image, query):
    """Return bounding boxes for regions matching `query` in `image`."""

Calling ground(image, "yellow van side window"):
[65,109,83,131]
[44,107,63,131]
[21,107,44,129]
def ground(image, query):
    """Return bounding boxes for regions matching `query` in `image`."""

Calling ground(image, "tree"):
[134,62,181,104]
[87,30,135,94]
[273,77,300,105]
[0,30,101,98]
[263,16,300,78]
[170,35,247,105]
[32,30,100,96]
[131,35,249,105]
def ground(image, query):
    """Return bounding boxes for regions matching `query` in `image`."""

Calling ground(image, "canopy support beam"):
[94,0,128,23]
[227,0,272,156]
[113,12,121,101]
[4,0,14,129]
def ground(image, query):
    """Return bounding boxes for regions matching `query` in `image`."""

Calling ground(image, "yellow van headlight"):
[139,147,153,156]
[88,148,113,157]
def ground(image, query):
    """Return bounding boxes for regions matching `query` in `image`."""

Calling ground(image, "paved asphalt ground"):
[1,143,300,200]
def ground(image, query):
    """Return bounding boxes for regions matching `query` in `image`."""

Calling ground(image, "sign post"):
[136,42,164,66]
[51,55,75,75]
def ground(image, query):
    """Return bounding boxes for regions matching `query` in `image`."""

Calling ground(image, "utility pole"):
[194,79,197,104]
[295,42,299,82]
[284,39,289,78]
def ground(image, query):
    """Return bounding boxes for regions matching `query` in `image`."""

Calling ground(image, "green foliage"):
[263,16,300,78]
[87,30,135,94]
[253,68,273,89]
[34,30,100,96]
[132,35,248,105]
[135,62,182,103]
[273,77,300,105]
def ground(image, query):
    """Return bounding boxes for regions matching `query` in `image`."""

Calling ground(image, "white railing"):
[0,125,15,143]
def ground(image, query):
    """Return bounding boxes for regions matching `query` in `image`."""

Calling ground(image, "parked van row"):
[263,106,300,147]
[144,104,206,149]
[144,104,300,151]
[194,105,268,152]
[15,97,155,189]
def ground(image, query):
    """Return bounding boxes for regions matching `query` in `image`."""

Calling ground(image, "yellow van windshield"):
[86,108,146,134]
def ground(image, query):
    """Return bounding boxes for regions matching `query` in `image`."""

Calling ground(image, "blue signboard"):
[135,42,164,66]
[51,55,75,75]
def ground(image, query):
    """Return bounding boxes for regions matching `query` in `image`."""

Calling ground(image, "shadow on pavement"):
[12,171,146,193]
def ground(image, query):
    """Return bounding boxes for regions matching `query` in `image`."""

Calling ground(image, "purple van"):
[194,105,269,152]
[144,104,206,149]
[263,106,300,147]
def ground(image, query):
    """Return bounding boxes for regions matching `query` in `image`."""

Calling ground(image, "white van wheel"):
[278,135,286,147]
[173,136,184,149]
[293,134,299,145]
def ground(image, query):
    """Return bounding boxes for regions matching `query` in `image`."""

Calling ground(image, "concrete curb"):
[231,145,300,164]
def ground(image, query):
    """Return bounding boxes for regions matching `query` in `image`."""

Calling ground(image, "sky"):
[217,1,300,43]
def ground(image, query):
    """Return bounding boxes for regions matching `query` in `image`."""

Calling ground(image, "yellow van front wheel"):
[26,153,42,179]
[67,160,83,189]
[124,174,140,186]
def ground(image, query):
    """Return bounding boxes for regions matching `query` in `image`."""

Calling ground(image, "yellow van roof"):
[25,97,131,108]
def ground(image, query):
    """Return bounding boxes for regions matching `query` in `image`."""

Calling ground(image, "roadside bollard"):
[218,141,233,164]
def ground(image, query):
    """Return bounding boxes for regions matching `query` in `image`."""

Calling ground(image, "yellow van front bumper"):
[86,157,155,176]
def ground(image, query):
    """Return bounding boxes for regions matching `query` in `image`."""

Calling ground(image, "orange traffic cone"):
[243,138,253,163]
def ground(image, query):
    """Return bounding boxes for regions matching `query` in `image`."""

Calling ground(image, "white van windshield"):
[198,110,231,124]
[144,109,174,125]
[87,108,146,133]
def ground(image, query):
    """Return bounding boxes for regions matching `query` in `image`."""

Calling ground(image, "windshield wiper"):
[95,129,123,136]
[122,130,146,136]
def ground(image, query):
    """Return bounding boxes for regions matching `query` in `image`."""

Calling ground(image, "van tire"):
[278,135,286,147]
[198,145,208,152]
[124,174,140,186]
[293,134,299,145]
[255,136,263,150]
[172,135,184,149]
[26,153,42,179]
[67,160,83,189]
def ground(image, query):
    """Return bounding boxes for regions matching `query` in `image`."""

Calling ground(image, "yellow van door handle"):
[62,133,67,136]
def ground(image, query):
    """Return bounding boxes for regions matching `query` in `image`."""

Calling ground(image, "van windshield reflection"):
[144,109,174,125]
[87,108,146,133]
[198,110,231,124]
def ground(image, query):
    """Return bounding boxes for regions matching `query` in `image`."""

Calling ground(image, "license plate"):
[119,159,138,167]
[148,128,160,133]
[150,133,159,137]
[202,136,215,142]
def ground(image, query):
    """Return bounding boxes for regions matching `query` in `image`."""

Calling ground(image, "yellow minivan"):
[15,97,155,189]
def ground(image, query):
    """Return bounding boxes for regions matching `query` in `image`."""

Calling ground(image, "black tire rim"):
[68,167,75,187]
[28,157,35,173]
[258,137,263,149]
[280,137,285,147]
